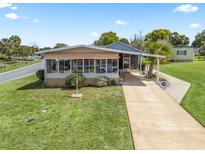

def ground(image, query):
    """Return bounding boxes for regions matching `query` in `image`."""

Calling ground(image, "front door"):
[123,54,130,72]
[131,55,138,69]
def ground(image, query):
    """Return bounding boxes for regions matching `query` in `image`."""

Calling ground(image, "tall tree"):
[9,35,21,60]
[0,39,7,56]
[119,38,129,44]
[170,32,189,47]
[192,30,205,48]
[0,38,13,61]
[53,43,69,49]
[19,45,34,59]
[93,31,119,45]
[130,32,144,50]
[144,40,173,77]
[192,30,205,58]
[39,47,52,51]
[145,29,172,42]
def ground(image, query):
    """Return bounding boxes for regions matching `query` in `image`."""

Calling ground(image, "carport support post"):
[146,56,148,79]
[156,57,160,84]
[138,55,140,70]
[43,59,46,83]
[140,55,142,74]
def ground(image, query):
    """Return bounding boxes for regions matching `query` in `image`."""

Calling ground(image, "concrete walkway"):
[122,72,205,149]
[160,72,191,104]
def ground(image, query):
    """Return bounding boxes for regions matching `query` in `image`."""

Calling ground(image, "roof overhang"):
[37,45,165,59]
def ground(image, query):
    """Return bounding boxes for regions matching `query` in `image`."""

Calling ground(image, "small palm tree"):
[144,40,173,77]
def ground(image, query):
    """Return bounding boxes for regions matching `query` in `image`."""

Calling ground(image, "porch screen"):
[96,59,106,73]
[59,60,65,73]
[46,59,57,73]
[72,59,83,73]
[64,60,71,73]
[107,59,118,73]
[58,59,71,73]
[84,59,94,73]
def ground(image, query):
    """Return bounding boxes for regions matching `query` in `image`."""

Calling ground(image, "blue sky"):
[0,3,204,47]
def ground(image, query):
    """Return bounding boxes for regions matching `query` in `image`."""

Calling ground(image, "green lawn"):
[0,60,40,73]
[160,61,205,127]
[0,75,133,150]
[195,56,205,61]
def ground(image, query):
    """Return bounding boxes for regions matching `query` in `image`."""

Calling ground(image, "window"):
[46,59,57,73]
[177,50,187,56]
[72,59,83,73]
[84,59,94,73]
[96,59,106,73]
[107,59,118,73]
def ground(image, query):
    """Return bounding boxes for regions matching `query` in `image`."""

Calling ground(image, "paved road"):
[123,72,205,149]
[0,62,43,84]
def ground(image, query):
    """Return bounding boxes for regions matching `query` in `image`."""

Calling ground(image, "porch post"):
[140,55,142,74]
[146,56,148,79]
[156,57,160,83]
[44,59,46,83]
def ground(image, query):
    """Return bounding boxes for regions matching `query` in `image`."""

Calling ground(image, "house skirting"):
[45,77,120,87]
[170,59,193,62]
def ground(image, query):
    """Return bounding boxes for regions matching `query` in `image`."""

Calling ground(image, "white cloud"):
[5,13,20,20]
[22,16,29,19]
[190,23,202,28]
[0,3,11,8]
[173,4,198,13]
[11,6,17,10]
[115,19,127,26]
[33,19,39,23]
[90,32,98,37]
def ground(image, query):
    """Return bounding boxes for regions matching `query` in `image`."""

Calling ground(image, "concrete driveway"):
[0,62,43,84]
[123,72,205,149]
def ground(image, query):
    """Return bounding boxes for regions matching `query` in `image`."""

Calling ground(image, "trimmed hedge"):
[65,73,85,88]
[96,76,108,87]
[36,70,44,81]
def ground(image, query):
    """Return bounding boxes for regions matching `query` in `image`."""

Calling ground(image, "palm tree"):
[144,40,173,77]
[9,35,21,59]
[0,38,12,61]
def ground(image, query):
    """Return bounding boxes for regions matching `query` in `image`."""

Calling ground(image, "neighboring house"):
[38,42,164,87]
[170,48,195,62]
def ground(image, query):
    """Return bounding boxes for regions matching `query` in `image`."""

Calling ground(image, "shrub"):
[108,79,119,86]
[36,69,44,81]
[141,63,146,71]
[159,77,167,81]
[96,76,108,87]
[65,73,85,88]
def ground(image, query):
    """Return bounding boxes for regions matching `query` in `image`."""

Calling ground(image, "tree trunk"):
[148,60,154,78]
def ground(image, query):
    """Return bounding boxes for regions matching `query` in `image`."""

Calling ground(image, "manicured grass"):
[195,56,205,61]
[0,75,133,149]
[0,60,40,73]
[160,61,205,127]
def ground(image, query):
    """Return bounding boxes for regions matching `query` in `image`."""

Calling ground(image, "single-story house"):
[38,42,164,87]
[170,48,195,62]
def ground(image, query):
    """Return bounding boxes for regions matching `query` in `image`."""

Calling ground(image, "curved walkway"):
[158,71,191,104]
[123,72,205,149]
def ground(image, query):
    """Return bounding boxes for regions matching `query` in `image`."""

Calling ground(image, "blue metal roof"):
[106,42,143,53]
